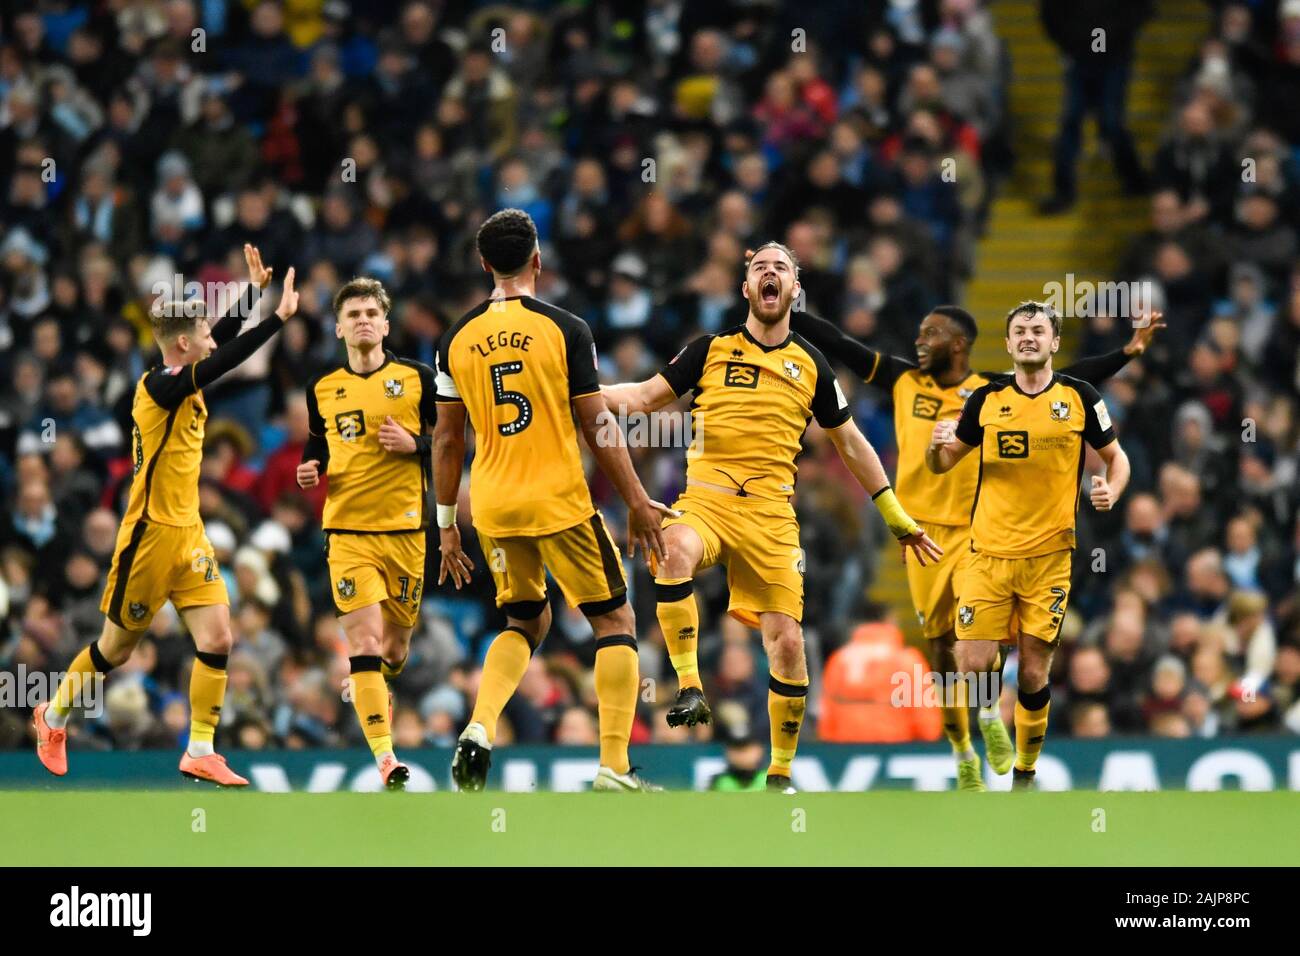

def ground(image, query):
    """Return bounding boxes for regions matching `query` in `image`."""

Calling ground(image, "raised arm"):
[790,311,915,391]
[192,268,293,391]
[1058,311,1165,386]
[210,244,275,345]
[144,267,294,411]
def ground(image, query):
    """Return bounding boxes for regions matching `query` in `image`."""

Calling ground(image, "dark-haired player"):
[603,241,942,792]
[35,245,294,786]
[790,304,1162,790]
[297,277,436,790]
[434,208,674,792]
[928,301,1131,790]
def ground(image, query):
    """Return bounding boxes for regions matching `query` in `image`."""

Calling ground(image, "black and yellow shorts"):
[476,511,627,617]
[100,520,229,630]
[905,522,972,639]
[661,486,804,627]
[326,530,426,628]
[955,549,1071,643]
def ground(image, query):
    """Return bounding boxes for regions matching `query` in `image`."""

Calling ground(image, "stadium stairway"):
[868,0,1209,640]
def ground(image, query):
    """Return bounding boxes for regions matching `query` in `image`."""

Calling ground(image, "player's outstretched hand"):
[899,528,943,567]
[438,525,474,589]
[379,416,416,453]
[1125,310,1166,356]
[275,266,298,319]
[244,243,272,289]
[1089,475,1116,511]
[296,459,320,488]
[628,498,679,564]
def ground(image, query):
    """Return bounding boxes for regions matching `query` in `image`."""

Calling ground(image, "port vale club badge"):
[337,577,357,600]
[384,378,404,398]
[783,359,802,380]
[1050,400,1070,421]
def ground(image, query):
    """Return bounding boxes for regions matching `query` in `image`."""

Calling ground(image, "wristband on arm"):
[871,486,920,540]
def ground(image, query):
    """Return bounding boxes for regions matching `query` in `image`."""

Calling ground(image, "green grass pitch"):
[2,791,1297,865]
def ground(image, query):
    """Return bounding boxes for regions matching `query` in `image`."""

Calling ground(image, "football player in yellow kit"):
[603,242,942,792]
[788,306,1161,789]
[35,245,295,786]
[927,301,1131,790]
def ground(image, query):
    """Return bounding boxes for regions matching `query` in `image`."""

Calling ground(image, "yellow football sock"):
[188,652,229,750]
[655,578,701,691]
[350,657,392,758]
[767,670,809,778]
[471,628,533,743]
[942,672,973,756]
[594,635,638,775]
[49,642,112,721]
[1014,685,1051,772]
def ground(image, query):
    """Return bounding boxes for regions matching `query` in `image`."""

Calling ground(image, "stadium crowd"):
[0,0,1297,756]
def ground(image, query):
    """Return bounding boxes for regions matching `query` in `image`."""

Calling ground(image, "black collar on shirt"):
[346,349,393,378]
[1010,372,1057,398]
[741,324,793,352]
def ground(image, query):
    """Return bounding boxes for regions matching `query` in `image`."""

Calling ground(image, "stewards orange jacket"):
[818,622,943,743]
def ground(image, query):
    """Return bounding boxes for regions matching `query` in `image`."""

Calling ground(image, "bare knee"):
[508,603,552,648]
[196,625,233,657]
[658,526,702,580]
[181,605,235,657]
[929,632,957,674]
[587,600,633,638]
[98,623,143,667]
[762,616,805,677]
[381,624,414,664]
[954,639,998,674]
[341,619,383,658]
[1017,638,1053,691]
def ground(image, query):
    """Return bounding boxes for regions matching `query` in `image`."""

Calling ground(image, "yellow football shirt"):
[789,310,1133,529]
[306,352,437,533]
[435,295,600,537]
[880,366,987,526]
[122,303,284,526]
[954,372,1116,558]
[121,367,210,526]
[657,325,851,501]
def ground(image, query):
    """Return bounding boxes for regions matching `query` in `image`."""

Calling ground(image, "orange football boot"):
[179,752,250,786]
[33,702,68,776]
[379,753,410,790]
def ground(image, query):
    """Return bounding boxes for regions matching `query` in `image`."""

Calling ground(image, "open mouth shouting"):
[759,275,780,307]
